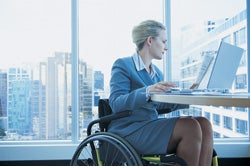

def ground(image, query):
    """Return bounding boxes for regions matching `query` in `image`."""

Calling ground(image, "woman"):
[108,20,213,166]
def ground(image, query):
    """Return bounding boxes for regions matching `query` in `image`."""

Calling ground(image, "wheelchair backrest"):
[98,99,112,131]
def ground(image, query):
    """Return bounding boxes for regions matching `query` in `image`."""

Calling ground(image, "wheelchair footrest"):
[161,154,188,166]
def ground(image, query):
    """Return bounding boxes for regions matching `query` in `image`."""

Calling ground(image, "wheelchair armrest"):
[87,110,132,136]
[100,110,132,123]
[157,108,172,114]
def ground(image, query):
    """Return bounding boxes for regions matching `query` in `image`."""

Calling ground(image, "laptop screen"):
[206,41,244,90]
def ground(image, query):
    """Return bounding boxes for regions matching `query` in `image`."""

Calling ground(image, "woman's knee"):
[195,117,213,131]
[168,118,202,153]
[195,117,213,138]
[175,118,202,139]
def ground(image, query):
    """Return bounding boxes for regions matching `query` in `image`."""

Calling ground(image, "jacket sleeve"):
[109,58,148,113]
[156,102,189,112]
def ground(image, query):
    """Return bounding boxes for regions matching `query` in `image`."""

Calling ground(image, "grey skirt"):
[124,117,179,155]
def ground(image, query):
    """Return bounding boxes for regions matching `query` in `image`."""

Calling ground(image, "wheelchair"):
[70,99,218,166]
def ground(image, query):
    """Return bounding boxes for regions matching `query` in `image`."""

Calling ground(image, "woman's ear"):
[146,36,153,47]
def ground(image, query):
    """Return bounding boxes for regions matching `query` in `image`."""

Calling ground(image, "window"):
[170,0,248,139]
[213,114,221,126]
[235,74,247,89]
[78,0,164,140]
[223,116,233,130]
[170,0,249,158]
[0,0,71,141]
[205,112,211,121]
[0,0,249,161]
[234,27,246,46]
[235,119,248,135]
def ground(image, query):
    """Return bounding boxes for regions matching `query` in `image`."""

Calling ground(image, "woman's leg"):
[195,117,213,166]
[167,117,202,166]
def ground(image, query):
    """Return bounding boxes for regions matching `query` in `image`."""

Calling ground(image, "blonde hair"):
[132,20,166,51]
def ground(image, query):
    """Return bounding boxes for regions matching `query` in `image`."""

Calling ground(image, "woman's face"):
[149,29,167,60]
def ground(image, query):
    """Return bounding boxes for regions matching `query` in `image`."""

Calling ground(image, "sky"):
[0,0,246,85]
[172,0,245,26]
[0,0,71,68]
[78,0,164,76]
[0,0,163,72]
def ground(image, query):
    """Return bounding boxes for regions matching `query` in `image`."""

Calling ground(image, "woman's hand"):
[147,81,176,93]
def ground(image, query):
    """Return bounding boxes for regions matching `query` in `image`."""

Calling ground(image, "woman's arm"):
[109,58,148,112]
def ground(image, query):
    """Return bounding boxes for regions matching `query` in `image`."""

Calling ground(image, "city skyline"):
[0,0,248,141]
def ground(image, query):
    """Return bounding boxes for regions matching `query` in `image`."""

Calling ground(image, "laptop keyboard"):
[166,88,229,94]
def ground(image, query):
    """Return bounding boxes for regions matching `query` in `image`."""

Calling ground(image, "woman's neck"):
[138,50,152,73]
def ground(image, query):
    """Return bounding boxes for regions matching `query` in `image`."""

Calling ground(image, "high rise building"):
[46,52,71,139]
[7,67,32,135]
[94,71,104,90]
[0,71,7,118]
[93,71,104,107]
[0,70,7,133]
[79,60,93,139]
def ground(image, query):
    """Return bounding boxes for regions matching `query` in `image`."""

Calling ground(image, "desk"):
[150,93,250,107]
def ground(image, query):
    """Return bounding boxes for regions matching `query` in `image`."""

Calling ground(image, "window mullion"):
[71,0,79,143]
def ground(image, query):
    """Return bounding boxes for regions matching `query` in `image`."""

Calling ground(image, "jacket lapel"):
[137,69,154,85]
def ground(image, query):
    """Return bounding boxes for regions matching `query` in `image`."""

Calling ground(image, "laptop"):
[170,41,244,94]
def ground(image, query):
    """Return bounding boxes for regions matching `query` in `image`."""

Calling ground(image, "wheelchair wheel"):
[70,132,143,166]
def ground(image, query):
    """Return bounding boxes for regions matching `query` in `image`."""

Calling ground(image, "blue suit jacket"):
[108,55,188,137]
